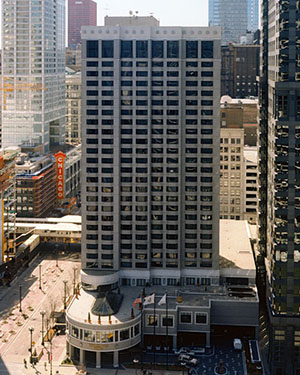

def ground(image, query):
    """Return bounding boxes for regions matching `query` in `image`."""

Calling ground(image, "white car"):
[178,354,198,366]
[174,347,195,356]
[233,338,242,350]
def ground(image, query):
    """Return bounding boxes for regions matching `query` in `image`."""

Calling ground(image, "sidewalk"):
[19,364,184,375]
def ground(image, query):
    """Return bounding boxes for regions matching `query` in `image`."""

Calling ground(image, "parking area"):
[188,345,245,375]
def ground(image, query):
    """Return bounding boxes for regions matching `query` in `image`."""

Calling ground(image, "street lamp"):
[133,358,139,375]
[29,327,34,364]
[40,311,46,346]
[63,280,68,310]
[55,244,58,267]
[19,285,22,312]
[39,264,42,290]
[73,266,77,294]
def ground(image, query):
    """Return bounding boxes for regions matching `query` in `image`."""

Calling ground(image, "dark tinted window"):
[152,41,164,58]
[102,40,114,58]
[167,41,179,58]
[86,40,98,58]
[87,61,98,67]
[121,41,133,58]
[201,41,214,58]
[186,41,198,58]
[136,40,148,58]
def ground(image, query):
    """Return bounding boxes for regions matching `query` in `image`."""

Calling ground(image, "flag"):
[158,293,167,306]
[143,293,155,306]
[133,297,142,308]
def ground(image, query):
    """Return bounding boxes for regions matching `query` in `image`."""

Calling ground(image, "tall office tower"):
[247,0,259,32]
[66,23,221,366]
[209,0,257,45]
[1,0,66,153]
[259,1,300,373]
[68,0,97,48]
[81,23,221,283]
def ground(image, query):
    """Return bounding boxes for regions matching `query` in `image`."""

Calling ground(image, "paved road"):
[0,252,80,375]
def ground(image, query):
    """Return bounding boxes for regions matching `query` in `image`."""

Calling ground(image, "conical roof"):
[91,291,123,316]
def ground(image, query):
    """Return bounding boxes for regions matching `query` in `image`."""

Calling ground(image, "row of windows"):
[86,129,212,136]
[87,110,213,117]
[87,71,213,78]
[86,40,214,59]
[87,119,213,126]
[86,91,213,98]
[87,80,213,88]
[86,215,213,224]
[87,138,213,145]
[87,99,213,106]
[87,60,213,68]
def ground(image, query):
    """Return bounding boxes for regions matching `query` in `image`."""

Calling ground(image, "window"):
[146,315,158,326]
[86,40,98,58]
[186,41,198,58]
[180,312,192,324]
[120,329,130,341]
[162,315,174,327]
[136,40,148,58]
[152,41,164,58]
[167,41,179,58]
[201,41,214,58]
[195,313,207,324]
[121,40,133,58]
[102,40,114,58]
[102,61,113,67]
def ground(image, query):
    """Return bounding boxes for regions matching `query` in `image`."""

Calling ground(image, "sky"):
[96,0,208,27]
[0,0,209,47]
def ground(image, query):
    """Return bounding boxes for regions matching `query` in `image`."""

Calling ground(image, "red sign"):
[55,151,66,200]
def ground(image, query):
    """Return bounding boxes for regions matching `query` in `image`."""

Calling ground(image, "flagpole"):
[166,292,169,370]
[140,290,144,370]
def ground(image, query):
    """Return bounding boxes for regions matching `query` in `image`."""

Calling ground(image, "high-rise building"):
[66,69,82,144]
[209,0,258,45]
[247,0,259,32]
[65,23,259,368]
[80,23,221,284]
[1,0,66,152]
[68,0,97,48]
[259,0,300,373]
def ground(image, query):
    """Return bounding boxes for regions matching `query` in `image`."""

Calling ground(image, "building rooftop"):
[244,146,258,164]
[219,219,256,271]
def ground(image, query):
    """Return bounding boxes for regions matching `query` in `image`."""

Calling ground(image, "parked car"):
[178,354,198,366]
[174,347,195,356]
[233,338,242,350]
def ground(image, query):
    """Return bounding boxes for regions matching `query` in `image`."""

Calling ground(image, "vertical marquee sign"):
[55,151,66,200]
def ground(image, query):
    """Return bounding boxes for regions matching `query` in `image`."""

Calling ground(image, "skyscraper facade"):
[209,0,258,45]
[80,24,221,284]
[1,0,66,152]
[68,0,97,48]
[259,0,300,373]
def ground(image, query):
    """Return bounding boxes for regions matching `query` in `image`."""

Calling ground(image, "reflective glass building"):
[259,0,300,373]
[1,0,66,152]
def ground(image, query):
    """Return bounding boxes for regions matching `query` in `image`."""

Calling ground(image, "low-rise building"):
[66,219,258,368]
[15,153,56,218]
[0,147,18,262]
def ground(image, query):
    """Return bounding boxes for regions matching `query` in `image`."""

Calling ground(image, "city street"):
[0,252,80,375]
